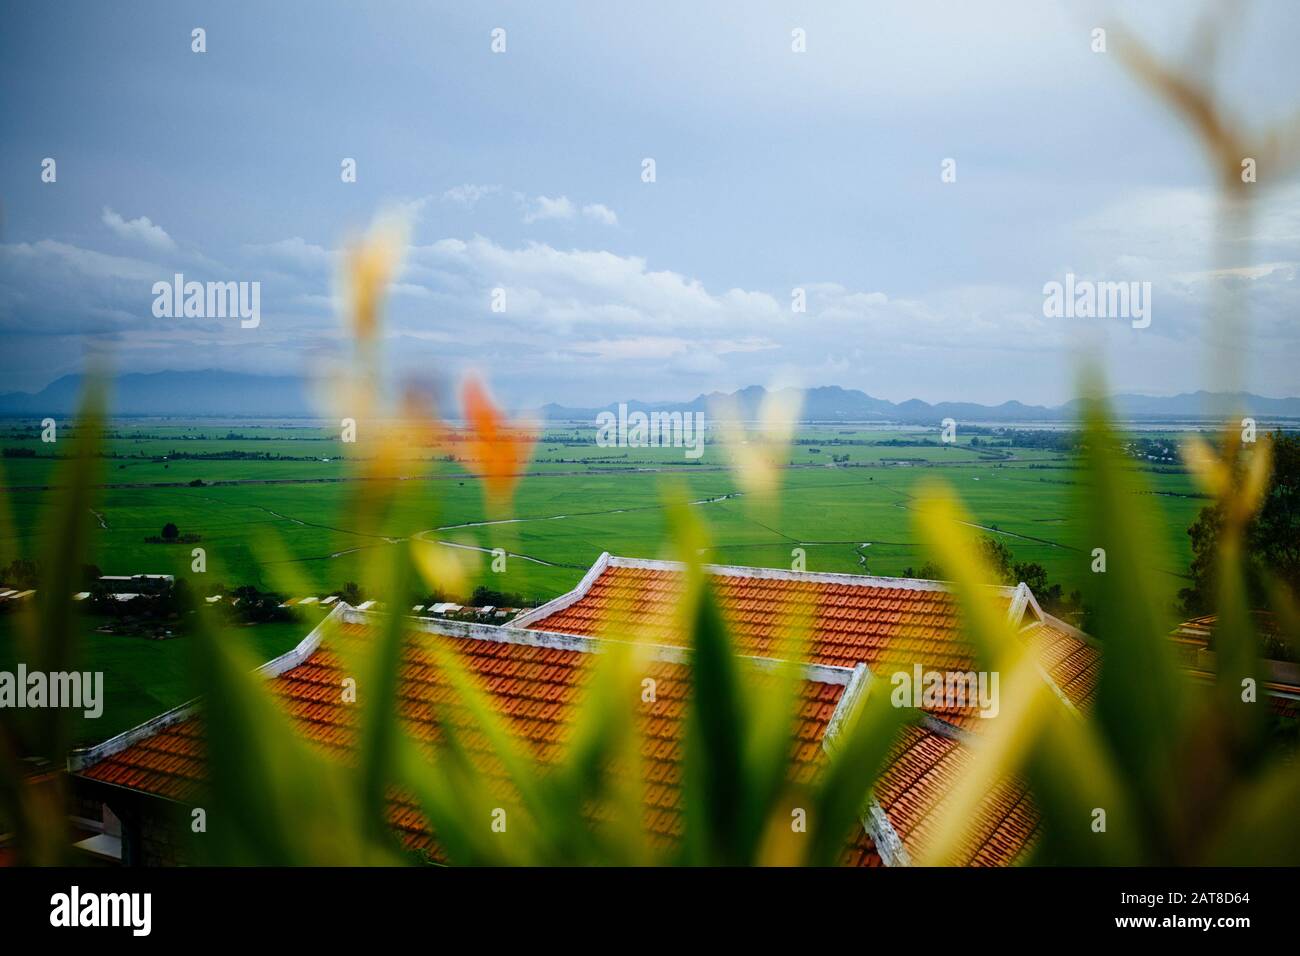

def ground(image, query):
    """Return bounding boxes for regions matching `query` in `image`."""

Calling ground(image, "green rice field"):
[1,421,1206,606]
[0,418,1221,745]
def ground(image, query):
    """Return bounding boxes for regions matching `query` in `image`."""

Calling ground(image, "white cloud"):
[2,239,160,282]
[520,195,619,226]
[441,184,500,207]
[7,187,1300,406]
[101,207,176,251]
[243,236,336,272]
[581,203,618,226]
[523,195,577,224]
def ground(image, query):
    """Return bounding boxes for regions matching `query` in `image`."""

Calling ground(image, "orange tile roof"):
[80,720,204,800]
[841,828,885,867]
[76,619,875,864]
[873,725,1038,866]
[528,564,980,673]
[1022,622,1102,713]
[1171,613,1300,715]
[523,558,1102,722]
[75,555,1109,868]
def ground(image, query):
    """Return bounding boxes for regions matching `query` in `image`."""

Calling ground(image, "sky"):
[1,0,1298,410]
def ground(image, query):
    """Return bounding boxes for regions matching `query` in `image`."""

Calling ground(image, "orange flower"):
[460,377,535,509]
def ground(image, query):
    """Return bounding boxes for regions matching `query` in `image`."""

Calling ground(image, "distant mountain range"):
[0,371,315,418]
[539,384,1300,424]
[2,372,1299,423]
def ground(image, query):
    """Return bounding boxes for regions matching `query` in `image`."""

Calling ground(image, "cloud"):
[101,207,176,251]
[441,184,500,207]
[520,196,619,226]
[581,203,618,226]
[522,195,577,224]
[243,236,336,273]
[5,186,1300,406]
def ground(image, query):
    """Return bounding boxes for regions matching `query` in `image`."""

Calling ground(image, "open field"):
[0,417,1220,748]
[1,420,1210,611]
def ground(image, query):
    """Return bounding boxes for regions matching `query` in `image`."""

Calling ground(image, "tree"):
[156,579,196,620]
[979,537,1015,584]
[902,537,1013,584]
[1,558,40,589]
[1011,560,1051,596]
[1180,430,1300,615]
[470,585,526,607]
[161,522,180,542]
[228,585,291,623]
[1248,430,1300,597]
[900,562,943,580]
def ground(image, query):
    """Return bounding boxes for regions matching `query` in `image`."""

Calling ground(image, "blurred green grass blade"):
[911,482,1065,865]
[663,483,750,863]
[551,643,650,864]
[1076,392,1187,821]
[356,548,415,843]
[1212,535,1266,744]
[682,577,748,864]
[807,677,909,866]
[397,725,523,865]
[917,653,1054,865]
[0,380,105,864]
[1025,711,1142,865]
[913,481,1017,668]
[741,612,810,856]
[420,635,556,857]
[1206,758,1300,865]
[192,610,395,865]
[34,380,105,758]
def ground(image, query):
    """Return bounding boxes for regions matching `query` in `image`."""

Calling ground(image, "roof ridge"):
[608,554,1022,595]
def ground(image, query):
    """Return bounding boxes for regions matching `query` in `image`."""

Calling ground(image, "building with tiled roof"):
[67,553,1104,867]
[1171,612,1300,720]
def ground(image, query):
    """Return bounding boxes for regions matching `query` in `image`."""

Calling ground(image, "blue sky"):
[2,0,1298,409]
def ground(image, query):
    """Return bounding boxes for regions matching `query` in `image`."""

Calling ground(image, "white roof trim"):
[67,697,200,773]
[1020,586,1046,625]
[509,551,611,628]
[822,663,870,748]
[608,554,1023,596]
[864,799,913,867]
[819,662,915,867]
[259,600,351,677]
[1006,582,1050,631]
[920,712,977,743]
